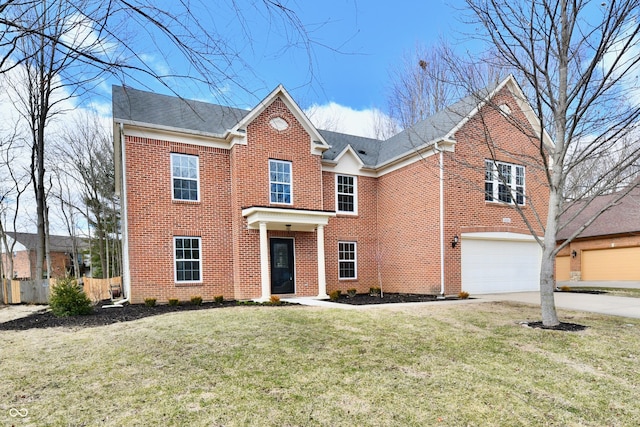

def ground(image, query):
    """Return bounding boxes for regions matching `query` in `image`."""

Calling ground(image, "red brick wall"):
[229,97,325,299]
[323,173,378,294]
[441,86,549,293]
[122,88,549,301]
[2,250,70,279]
[124,137,234,303]
[376,158,443,294]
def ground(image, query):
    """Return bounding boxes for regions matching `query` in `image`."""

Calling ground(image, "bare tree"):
[459,0,640,326]
[387,40,461,129]
[1,0,319,291]
[52,111,118,279]
[0,132,31,283]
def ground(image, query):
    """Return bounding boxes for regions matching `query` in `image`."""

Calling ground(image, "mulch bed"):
[555,289,607,295]
[0,300,289,331]
[333,293,463,305]
[523,321,589,332]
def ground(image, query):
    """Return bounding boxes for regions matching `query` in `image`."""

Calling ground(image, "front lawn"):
[1,301,639,426]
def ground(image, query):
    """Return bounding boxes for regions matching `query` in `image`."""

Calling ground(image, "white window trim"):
[485,160,526,206]
[171,153,200,202]
[338,241,357,280]
[173,236,203,283]
[269,159,293,205]
[335,174,358,215]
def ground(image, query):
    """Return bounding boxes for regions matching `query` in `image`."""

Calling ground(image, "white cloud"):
[304,102,397,139]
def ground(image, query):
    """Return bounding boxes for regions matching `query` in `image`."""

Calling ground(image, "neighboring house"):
[1,232,89,279]
[556,183,640,282]
[112,75,550,304]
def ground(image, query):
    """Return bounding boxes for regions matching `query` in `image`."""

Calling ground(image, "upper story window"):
[336,174,357,214]
[269,159,292,205]
[171,153,199,201]
[485,160,525,205]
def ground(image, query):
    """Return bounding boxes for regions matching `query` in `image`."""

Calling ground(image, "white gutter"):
[103,122,131,308]
[434,141,445,296]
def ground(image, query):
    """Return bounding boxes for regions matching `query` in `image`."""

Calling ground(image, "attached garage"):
[461,232,542,294]
[582,247,640,281]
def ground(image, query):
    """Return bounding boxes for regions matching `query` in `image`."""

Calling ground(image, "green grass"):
[1,302,640,426]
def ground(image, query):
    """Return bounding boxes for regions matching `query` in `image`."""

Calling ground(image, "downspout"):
[103,122,131,308]
[434,141,445,297]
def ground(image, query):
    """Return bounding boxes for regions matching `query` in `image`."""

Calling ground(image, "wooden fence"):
[1,276,122,304]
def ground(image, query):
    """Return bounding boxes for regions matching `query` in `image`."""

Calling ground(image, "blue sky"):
[117,0,473,118]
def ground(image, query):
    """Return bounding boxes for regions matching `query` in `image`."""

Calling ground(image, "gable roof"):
[112,75,544,170]
[5,232,89,252]
[112,86,249,137]
[558,183,640,240]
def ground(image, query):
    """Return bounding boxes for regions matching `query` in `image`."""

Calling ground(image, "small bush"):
[144,298,157,307]
[49,277,93,317]
[329,290,341,301]
[458,291,470,299]
[369,287,381,296]
[269,295,281,305]
[347,288,357,298]
[214,295,224,304]
[190,296,203,306]
[559,285,571,292]
[168,298,180,306]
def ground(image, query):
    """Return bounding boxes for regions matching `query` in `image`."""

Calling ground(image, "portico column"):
[259,221,270,301]
[316,224,329,299]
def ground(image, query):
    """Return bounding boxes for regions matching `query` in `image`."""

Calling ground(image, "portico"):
[242,207,336,301]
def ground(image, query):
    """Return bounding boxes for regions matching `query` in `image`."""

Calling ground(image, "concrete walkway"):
[556,280,640,289]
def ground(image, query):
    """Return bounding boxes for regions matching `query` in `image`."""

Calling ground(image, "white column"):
[316,224,329,299]
[258,221,270,302]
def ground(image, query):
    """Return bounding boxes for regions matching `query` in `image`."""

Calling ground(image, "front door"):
[270,238,294,294]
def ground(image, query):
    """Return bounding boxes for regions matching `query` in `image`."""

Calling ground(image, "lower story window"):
[338,241,357,279]
[174,237,201,282]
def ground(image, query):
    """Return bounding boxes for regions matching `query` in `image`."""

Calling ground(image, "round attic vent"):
[499,104,512,115]
[269,116,289,131]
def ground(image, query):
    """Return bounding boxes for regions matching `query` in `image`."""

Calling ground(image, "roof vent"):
[357,149,366,155]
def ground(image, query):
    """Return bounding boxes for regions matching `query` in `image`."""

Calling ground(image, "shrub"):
[190,296,203,306]
[369,287,381,296]
[458,291,470,299]
[559,285,571,292]
[347,288,357,298]
[168,298,180,306]
[49,277,93,317]
[144,298,157,307]
[269,295,281,305]
[213,295,224,304]
[329,290,341,301]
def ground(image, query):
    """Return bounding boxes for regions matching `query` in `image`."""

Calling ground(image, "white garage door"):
[462,232,542,294]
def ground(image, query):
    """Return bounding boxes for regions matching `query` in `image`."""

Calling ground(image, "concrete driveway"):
[480,290,640,319]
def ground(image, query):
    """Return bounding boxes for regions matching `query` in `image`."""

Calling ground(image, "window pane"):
[175,237,201,282]
[269,160,292,204]
[172,154,199,201]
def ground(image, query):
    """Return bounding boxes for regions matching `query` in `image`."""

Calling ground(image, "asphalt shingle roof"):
[7,232,89,252]
[558,183,640,240]
[112,86,249,136]
[112,84,489,168]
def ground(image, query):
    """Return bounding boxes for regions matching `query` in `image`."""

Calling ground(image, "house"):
[112,75,550,304]
[1,232,89,279]
[556,183,640,282]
